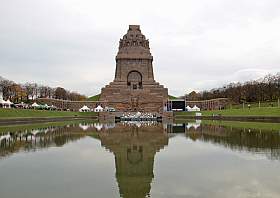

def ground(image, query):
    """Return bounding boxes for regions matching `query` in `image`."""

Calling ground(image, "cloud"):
[0,0,279,96]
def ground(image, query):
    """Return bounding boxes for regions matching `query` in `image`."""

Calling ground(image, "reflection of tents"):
[79,123,90,131]
[94,123,103,131]
[79,105,90,112]
[94,105,103,112]
[186,122,201,130]
[0,134,11,141]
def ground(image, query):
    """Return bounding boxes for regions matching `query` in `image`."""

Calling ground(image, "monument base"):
[100,81,168,113]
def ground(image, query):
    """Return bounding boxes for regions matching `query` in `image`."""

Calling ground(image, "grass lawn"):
[0,108,97,119]
[87,94,101,101]
[231,101,279,109]
[175,107,280,117]
[168,95,178,99]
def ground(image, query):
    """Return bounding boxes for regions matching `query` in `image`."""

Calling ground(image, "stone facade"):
[100,25,168,113]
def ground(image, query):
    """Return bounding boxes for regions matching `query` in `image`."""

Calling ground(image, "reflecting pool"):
[1,121,280,198]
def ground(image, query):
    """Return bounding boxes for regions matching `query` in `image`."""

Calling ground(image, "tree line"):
[0,76,87,103]
[185,73,280,104]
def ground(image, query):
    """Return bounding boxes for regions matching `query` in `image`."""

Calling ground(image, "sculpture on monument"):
[100,25,168,113]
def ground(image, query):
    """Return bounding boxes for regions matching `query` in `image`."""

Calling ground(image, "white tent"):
[94,105,103,112]
[0,97,9,108]
[5,99,13,108]
[50,105,57,109]
[31,102,40,108]
[79,105,90,112]
[186,106,192,111]
[135,112,141,118]
[0,94,4,103]
[192,105,200,111]
[187,105,201,112]
[43,104,50,109]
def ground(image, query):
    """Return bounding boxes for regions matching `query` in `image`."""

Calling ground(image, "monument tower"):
[100,25,168,112]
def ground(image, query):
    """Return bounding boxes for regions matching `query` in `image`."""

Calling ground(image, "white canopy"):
[135,112,141,118]
[94,105,103,112]
[0,98,11,108]
[192,105,200,111]
[6,99,13,105]
[0,93,5,104]
[0,98,6,104]
[186,105,201,112]
[31,102,40,107]
[0,92,4,103]
[80,105,90,112]
[43,104,50,108]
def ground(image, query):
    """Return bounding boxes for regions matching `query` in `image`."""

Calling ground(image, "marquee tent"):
[192,105,201,111]
[0,98,8,108]
[94,105,103,112]
[31,102,40,108]
[4,99,13,108]
[186,106,192,111]
[186,105,201,112]
[79,105,91,112]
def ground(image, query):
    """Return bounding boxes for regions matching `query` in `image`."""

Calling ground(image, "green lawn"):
[87,94,101,101]
[231,101,279,109]
[168,95,178,99]
[0,108,97,119]
[176,107,280,117]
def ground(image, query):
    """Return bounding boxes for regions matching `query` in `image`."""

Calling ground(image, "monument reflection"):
[96,122,168,198]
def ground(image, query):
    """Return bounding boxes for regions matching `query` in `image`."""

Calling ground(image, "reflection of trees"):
[95,123,168,198]
[0,124,96,159]
[186,124,280,160]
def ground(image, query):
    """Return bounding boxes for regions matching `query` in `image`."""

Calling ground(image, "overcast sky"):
[0,0,279,96]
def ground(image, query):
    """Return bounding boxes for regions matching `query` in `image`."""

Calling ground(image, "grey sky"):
[0,0,279,96]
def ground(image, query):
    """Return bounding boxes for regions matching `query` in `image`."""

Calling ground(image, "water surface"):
[1,121,280,198]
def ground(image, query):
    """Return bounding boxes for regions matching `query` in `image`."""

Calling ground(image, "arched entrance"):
[127,71,142,89]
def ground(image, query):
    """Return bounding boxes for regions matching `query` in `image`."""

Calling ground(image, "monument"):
[100,25,168,113]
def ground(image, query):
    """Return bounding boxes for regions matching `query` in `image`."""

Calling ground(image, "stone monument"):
[100,25,168,113]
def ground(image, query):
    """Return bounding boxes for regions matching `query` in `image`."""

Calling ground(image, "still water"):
[1,121,280,198]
